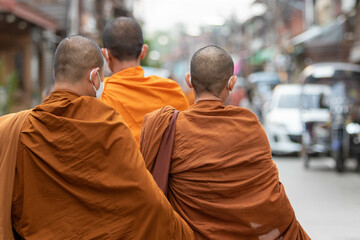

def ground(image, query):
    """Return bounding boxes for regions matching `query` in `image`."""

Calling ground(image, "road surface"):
[274,156,360,240]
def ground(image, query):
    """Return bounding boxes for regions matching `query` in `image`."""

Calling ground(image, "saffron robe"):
[3,90,194,239]
[140,100,310,240]
[0,110,30,240]
[100,66,189,146]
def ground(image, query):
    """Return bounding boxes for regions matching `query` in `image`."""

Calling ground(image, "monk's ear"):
[185,73,193,88]
[139,44,148,60]
[102,48,110,62]
[228,76,237,91]
[102,48,114,72]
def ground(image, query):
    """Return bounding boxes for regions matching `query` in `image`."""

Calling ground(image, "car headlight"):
[346,123,360,135]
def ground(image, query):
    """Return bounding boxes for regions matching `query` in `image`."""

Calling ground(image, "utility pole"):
[305,0,314,28]
[68,0,80,35]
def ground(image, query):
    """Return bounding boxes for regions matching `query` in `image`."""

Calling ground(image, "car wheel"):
[334,149,344,173]
[301,133,311,169]
[301,147,310,169]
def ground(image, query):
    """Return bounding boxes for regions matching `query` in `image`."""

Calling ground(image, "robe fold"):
[0,110,31,240]
[100,66,189,146]
[140,100,310,240]
[2,90,194,240]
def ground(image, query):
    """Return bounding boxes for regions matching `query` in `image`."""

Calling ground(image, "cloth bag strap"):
[152,110,180,197]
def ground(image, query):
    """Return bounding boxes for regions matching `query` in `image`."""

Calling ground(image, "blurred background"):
[1,0,360,112]
[1,0,360,239]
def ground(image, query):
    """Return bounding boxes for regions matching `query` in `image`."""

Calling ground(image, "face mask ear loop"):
[105,49,109,59]
[189,76,192,87]
[95,72,104,99]
[90,69,95,82]
[97,72,101,85]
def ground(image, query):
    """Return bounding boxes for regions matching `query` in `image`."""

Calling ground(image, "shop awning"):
[292,15,345,46]
[0,0,59,31]
[249,47,276,65]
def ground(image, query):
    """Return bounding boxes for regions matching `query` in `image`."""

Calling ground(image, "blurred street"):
[275,156,360,240]
[1,0,360,239]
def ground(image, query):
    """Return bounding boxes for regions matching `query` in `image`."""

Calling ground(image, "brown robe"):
[140,100,310,240]
[0,110,31,240]
[1,90,194,239]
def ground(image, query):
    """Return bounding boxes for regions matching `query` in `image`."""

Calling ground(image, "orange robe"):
[0,110,30,240]
[100,66,189,146]
[140,100,310,240]
[2,90,194,239]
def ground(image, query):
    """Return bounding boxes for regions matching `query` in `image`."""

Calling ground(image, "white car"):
[263,84,330,155]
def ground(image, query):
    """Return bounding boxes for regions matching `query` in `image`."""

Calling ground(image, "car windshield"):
[278,94,300,108]
[301,94,326,109]
[257,83,273,95]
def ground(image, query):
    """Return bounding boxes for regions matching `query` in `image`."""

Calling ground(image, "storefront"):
[0,0,58,113]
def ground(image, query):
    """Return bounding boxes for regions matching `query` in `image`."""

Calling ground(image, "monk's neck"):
[195,93,224,103]
[195,89,229,103]
[111,59,141,73]
[53,80,90,97]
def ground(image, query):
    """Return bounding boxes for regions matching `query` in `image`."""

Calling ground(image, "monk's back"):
[169,100,297,239]
[12,90,193,239]
[101,66,189,145]
[141,45,309,240]
[173,100,271,172]
[101,17,189,146]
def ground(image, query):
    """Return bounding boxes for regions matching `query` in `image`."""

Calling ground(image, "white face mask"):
[90,70,104,99]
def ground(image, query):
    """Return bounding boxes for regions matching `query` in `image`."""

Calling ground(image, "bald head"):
[54,35,103,82]
[103,17,143,61]
[190,45,234,95]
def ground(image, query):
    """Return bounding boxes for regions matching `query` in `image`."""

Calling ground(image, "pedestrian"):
[100,17,189,146]
[0,35,194,240]
[140,45,310,240]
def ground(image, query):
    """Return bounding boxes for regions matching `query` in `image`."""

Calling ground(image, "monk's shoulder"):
[103,76,111,83]
[144,105,175,123]
[101,76,123,97]
[104,75,119,83]
[78,95,114,109]
[149,75,181,88]
[76,96,126,123]
[101,75,127,96]
[224,105,260,121]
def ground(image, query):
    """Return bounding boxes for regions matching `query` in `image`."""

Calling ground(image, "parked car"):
[248,72,280,122]
[264,84,331,155]
[299,62,360,172]
[263,84,303,155]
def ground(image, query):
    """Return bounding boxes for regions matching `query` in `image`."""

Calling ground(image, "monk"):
[0,35,194,240]
[100,17,189,146]
[140,45,310,240]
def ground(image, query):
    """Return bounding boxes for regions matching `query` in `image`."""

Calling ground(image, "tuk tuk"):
[299,62,360,172]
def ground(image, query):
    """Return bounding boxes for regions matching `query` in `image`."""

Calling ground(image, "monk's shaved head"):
[103,17,143,61]
[54,35,103,82]
[191,45,234,95]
